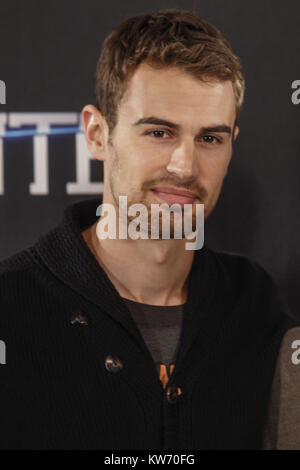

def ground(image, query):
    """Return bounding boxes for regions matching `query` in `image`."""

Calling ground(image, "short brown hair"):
[95,9,245,134]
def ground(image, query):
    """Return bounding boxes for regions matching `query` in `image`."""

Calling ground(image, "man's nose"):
[166,139,198,180]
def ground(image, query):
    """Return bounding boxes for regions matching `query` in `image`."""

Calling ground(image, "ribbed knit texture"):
[0,197,298,449]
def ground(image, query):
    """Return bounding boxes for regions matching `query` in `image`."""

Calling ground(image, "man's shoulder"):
[0,247,46,332]
[0,243,77,343]
[0,246,40,286]
[0,247,37,282]
[205,246,276,289]
[204,246,299,327]
[0,246,54,311]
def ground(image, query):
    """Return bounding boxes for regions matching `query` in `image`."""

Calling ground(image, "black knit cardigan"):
[0,197,297,449]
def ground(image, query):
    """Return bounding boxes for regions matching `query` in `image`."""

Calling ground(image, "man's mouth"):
[150,186,198,207]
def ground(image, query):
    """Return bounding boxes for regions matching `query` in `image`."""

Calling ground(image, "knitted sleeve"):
[263,327,300,450]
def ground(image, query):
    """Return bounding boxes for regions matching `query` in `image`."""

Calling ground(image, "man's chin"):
[126,214,200,239]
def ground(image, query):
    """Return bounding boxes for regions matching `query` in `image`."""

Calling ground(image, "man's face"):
[102,62,238,229]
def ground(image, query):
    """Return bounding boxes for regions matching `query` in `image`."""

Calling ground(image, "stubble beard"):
[108,145,206,239]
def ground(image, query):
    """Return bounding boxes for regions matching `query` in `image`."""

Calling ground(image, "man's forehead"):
[120,63,236,126]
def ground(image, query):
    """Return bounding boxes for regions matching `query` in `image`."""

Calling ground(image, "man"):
[0,9,298,450]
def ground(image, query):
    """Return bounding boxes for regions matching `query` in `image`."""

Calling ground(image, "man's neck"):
[82,220,195,306]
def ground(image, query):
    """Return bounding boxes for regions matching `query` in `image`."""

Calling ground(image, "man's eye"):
[148,130,170,139]
[201,135,220,144]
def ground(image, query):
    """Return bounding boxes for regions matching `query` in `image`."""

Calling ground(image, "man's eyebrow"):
[133,116,180,130]
[202,125,232,136]
[133,116,232,135]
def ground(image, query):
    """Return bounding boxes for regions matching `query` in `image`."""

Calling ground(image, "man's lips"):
[150,186,198,206]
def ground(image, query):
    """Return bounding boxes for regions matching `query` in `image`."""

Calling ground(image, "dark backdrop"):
[0,0,299,317]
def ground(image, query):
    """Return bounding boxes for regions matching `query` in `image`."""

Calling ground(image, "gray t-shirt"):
[123,298,185,388]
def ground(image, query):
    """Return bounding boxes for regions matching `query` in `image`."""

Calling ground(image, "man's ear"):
[233,125,239,142]
[81,105,109,161]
